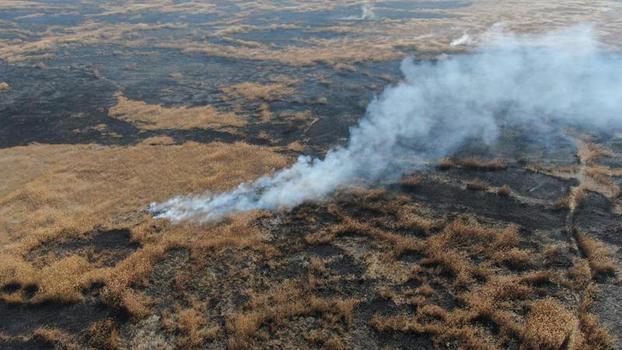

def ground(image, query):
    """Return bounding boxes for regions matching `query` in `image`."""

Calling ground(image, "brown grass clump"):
[162,299,219,348]
[399,174,422,187]
[465,179,488,191]
[139,135,176,145]
[0,82,9,91]
[221,80,296,102]
[226,281,358,349]
[493,248,533,270]
[497,185,512,197]
[88,318,121,350]
[522,298,579,350]
[108,93,246,130]
[438,157,507,171]
[31,255,93,303]
[575,233,619,278]
[33,328,79,350]
[577,286,616,349]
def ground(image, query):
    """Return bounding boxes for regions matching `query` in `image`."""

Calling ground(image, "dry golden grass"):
[1,0,620,66]
[575,232,619,278]
[576,135,616,164]
[221,80,296,102]
[88,318,121,350]
[465,179,488,191]
[139,135,176,145]
[577,285,616,349]
[522,298,579,349]
[32,328,79,350]
[108,93,246,130]
[226,280,358,349]
[497,185,512,197]
[162,298,219,348]
[0,141,289,304]
[0,82,9,91]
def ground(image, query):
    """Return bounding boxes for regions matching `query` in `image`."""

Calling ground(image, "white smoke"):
[360,3,376,20]
[450,33,474,47]
[151,25,622,223]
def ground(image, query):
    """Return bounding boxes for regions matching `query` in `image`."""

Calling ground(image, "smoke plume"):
[150,26,622,222]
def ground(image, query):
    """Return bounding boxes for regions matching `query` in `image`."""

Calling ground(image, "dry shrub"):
[109,93,246,130]
[522,298,578,350]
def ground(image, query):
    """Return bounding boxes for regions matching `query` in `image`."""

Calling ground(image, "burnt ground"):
[1,1,622,349]
[2,137,622,348]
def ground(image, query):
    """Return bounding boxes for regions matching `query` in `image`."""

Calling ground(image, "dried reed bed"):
[108,94,246,130]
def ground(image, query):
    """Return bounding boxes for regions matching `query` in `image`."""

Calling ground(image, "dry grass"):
[577,285,616,349]
[575,232,619,278]
[576,135,616,164]
[162,299,219,348]
[0,141,289,304]
[33,328,79,350]
[139,135,176,145]
[1,0,620,65]
[109,93,246,130]
[465,179,488,191]
[522,298,579,349]
[88,318,121,350]
[0,82,9,91]
[497,185,512,197]
[221,80,296,102]
[226,280,358,349]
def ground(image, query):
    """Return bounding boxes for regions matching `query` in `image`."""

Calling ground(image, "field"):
[1,1,622,349]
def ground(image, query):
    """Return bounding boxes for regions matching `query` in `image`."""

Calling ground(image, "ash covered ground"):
[1,1,622,349]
